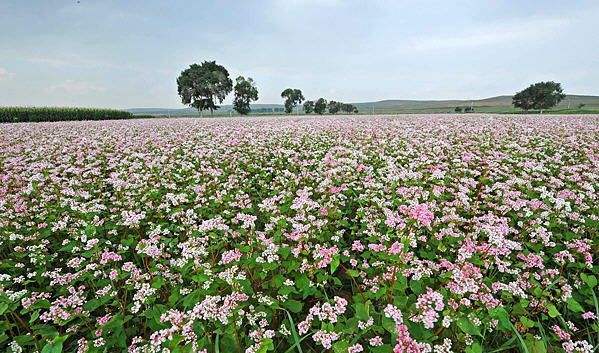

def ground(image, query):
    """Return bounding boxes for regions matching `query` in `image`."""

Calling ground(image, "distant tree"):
[513,81,565,113]
[328,100,340,114]
[578,103,586,109]
[464,106,474,113]
[303,100,315,114]
[339,103,354,114]
[281,88,305,114]
[454,106,463,113]
[314,98,327,115]
[352,106,359,114]
[177,61,233,116]
[233,76,259,115]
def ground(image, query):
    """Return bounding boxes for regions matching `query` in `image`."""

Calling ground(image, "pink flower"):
[369,336,383,346]
[219,249,242,265]
[348,343,364,353]
[407,203,434,227]
[100,251,122,265]
[582,311,597,320]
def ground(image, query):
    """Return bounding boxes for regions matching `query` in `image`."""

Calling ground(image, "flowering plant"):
[0,115,597,353]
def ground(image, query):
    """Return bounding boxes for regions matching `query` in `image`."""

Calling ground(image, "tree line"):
[177,61,358,116]
[280,89,358,115]
[178,61,568,116]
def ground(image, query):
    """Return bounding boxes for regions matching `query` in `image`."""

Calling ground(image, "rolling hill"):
[128,94,599,116]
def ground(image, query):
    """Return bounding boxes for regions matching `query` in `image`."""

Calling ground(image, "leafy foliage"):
[513,81,566,112]
[233,76,259,115]
[314,98,327,114]
[177,61,233,115]
[303,100,314,114]
[281,89,305,114]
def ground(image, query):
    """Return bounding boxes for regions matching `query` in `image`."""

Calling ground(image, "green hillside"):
[128,95,599,116]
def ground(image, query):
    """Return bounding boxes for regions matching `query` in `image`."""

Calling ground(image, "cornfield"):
[0,107,135,123]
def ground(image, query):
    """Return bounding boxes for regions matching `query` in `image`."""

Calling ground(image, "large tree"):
[513,81,565,113]
[233,76,259,115]
[303,100,314,114]
[281,88,305,114]
[177,61,233,116]
[314,98,327,115]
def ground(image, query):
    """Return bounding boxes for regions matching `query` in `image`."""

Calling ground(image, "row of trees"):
[279,89,359,114]
[303,99,358,114]
[177,61,359,116]
[454,106,474,113]
[177,62,567,116]
[177,61,258,116]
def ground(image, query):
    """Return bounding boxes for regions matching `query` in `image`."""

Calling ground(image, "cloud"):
[407,17,569,51]
[48,80,106,95]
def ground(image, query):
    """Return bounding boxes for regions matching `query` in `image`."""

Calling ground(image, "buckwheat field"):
[1,115,598,353]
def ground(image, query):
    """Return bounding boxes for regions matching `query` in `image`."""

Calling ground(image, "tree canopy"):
[512,81,565,113]
[328,100,340,114]
[314,98,327,115]
[177,61,233,115]
[281,88,305,114]
[233,76,259,115]
[303,100,314,114]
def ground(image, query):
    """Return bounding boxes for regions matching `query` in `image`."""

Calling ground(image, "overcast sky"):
[1,0,598,108]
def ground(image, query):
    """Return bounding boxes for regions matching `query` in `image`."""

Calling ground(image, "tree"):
[578,103,586,109]
[177,61,233,116]
[328,100,340,114]
[233,76,259,115]
[281,88,305,114]
[454,106,463,113]
[314,98,327,115]
[464,106,474,113]
[512,81,565,113]
[340,103,357,114]
[303,100,314,114]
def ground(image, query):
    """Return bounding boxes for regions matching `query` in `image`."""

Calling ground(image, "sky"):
[1,0,598,108]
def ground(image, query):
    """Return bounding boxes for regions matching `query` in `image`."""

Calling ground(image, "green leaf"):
[547,304,560,318]
[525,337,547,353]
[566,298,583,313]
[283,300,303,313]
[466,342,483,353]
[382,316,396,333]
[256,338,274,353]
[371,345,393,353]
[489,307,512,331]
[457,317,482,337]
[520,316,535,328]
[333,340,349,353]
[41,335,67,353]
[330,255,340,274]
[353,302,369,321]
[580,274,597,288]
[409,280,422,295]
